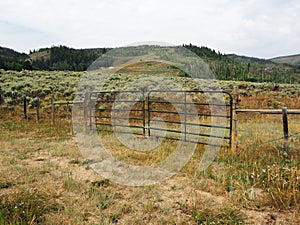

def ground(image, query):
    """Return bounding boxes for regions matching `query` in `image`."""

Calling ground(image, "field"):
[0,67,300,224]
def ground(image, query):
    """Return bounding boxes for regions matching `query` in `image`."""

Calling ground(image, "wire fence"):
[231,85,300,157]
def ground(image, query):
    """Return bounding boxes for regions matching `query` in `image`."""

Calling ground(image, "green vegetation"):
[271,54,300,67]
[0,70,81,105]
[0,69,300,107]
[0,46,31,71]
[184,44,300,83]
[30,45,109,71]
[1,44,300,84]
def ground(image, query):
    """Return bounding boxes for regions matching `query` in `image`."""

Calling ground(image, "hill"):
[271,54,300,67]
[29,45,109,71]
[29,48,51,62]
[0,44,300,84]
[0,46,30,71]
[226,54,272,65]
[185,44,299,83]
[0,46,27,59]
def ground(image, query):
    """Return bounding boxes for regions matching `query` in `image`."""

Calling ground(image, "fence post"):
[66,101,70,120]
[142,90,146,136]
[282,107,289,151]
[147,92,151,137]
[84,92,89,132]
[184,92,187,141]
[36,97,40,123]
[23,95,27,119]
[51,93,55,125]
[231,86,239,154]
[89,93,93,130]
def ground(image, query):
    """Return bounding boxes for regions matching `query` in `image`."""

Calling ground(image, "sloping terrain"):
[0,46,28,59]
[271,54,300,66]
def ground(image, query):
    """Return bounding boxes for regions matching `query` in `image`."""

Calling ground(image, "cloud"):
[0,0,299,58]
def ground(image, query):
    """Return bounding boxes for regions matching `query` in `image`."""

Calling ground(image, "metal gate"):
[89,90,233,147]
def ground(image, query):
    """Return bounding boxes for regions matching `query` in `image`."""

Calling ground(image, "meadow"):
[0,67,299,224]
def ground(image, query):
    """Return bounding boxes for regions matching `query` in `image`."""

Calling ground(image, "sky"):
[0,0,300,59]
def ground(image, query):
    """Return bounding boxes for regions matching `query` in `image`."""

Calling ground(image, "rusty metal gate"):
[89,90,233,147]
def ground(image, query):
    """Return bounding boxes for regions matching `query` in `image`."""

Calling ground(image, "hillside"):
[271,54,300,67]
[226,54,272,65]
[29,48,51,61]
[29,46,109,71]
[0,46,27,59]
[0,44,300,84]
[185,44,300,84]
[0,46,30,71]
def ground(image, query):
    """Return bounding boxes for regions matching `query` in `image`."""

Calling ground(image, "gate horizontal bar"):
[149,135,223,147]
[91,90,144,94]
[150,119,230,129]
[96,100,144,103]
[184,131,231,139]
[148,90,231,94]
[97,129,144,136]
[149,100,230,107]
[149,110,230,118]
[94,115,144,121]
[149,126,230,140]
[149,127,184,134]
[93,122,144,129]
[94,108,143,112]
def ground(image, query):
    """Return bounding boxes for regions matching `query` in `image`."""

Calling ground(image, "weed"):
[91,179,110,187]
[64,175,81,191]
[96,193,112,210]
[69,159,81,164]
[109,213,120,223]
[121,203,132,214]
[191,206,245,225]
[251,163,299,209]
[0,188,56,225]
[0,181,14,190]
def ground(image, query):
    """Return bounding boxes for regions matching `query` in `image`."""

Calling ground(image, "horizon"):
[1,43,299,60]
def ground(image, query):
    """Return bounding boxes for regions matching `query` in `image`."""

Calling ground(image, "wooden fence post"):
[23,95,27,119]
[231,86,239,153]
[282,107,289,151]
[51,93,55,125]
[66,101,70,120]
[36,97,40,123]
[84,92,89,132]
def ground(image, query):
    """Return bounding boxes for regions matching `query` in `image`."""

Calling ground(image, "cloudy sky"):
[1,0,299,58]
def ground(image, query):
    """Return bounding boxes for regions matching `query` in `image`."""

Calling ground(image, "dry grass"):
[0,98,299,224]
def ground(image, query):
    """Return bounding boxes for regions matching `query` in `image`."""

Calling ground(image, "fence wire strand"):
[237,131,300,154]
